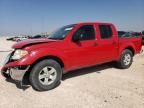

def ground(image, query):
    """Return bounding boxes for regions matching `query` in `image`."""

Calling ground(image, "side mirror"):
[72,34,81,42]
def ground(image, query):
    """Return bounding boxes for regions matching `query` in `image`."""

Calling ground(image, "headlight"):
[11,49,28,60]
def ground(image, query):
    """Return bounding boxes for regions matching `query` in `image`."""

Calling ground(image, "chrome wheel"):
[38,66,57,85]
[123,53,131,66]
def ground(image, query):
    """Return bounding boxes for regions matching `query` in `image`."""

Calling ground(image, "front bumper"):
[1,50,31,82]
[1,66,30,81]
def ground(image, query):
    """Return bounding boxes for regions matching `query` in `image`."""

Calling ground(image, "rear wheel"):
[116,49,133,69]
[29,59,62,91]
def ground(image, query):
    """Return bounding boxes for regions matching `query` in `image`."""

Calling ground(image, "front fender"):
[15,48,69,70]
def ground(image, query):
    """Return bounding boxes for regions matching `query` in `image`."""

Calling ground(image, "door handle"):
[113,42,117,45]
[93,42,99,46]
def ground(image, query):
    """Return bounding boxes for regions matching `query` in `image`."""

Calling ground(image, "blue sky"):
[0,0,144,36]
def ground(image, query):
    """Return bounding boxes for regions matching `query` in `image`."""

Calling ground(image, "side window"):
[73,25,95,41]
[99,25,113,39]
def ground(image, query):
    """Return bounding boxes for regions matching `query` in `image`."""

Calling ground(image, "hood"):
[12,39,57,49]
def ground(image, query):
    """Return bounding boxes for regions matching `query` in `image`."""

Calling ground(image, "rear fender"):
[118,44,136,60]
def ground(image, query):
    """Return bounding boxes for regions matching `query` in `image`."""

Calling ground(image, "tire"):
[29,59,62,91]
[116,49,133,69]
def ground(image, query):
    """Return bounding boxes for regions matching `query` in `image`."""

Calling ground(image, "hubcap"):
[123,53,131,66]
[38,66,57,85]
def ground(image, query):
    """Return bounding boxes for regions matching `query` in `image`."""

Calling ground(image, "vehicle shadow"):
[62,62,114,80]
[4,62,115,91]
[5,78,30,91]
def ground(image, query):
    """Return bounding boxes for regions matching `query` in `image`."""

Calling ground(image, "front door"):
[66,24,98,70]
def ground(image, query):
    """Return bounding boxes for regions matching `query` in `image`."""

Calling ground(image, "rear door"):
[97,24,118,61]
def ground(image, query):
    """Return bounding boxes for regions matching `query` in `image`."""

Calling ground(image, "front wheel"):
[116,49,133,69]
[29,59,62,91]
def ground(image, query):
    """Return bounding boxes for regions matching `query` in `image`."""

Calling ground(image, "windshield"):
[48,24,76,40]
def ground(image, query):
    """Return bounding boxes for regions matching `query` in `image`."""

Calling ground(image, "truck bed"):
[119,36,142,54]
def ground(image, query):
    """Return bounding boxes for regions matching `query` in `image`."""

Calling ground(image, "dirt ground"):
[0,38,144,108]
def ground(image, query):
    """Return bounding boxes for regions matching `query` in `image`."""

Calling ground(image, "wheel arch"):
[22,55,64,85]
[123,46,135,56]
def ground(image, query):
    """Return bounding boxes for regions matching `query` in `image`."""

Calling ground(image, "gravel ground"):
[0,38,144,108]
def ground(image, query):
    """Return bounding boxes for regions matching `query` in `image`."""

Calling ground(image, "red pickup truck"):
[1,22,142,91]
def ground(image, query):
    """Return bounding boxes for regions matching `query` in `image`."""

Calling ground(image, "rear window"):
[99,25,113,39]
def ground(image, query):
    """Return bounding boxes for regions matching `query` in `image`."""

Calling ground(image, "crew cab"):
[1,22,142,91]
